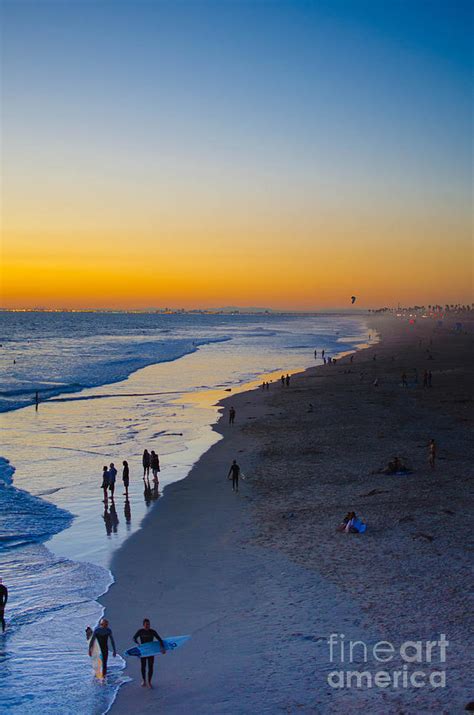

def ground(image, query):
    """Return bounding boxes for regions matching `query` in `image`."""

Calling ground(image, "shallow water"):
[0,313,369,714]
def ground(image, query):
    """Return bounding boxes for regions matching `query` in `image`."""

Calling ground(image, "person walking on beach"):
[229,406,236,425]
[321,349,325,358]
[101,466,109,501]
[142,449,151,477]
[150,451,160,480]
[402,372,408,387]
[0,578,8,632]
[133,618,166,688]
[108,463,117,499]
[35,391,39,411]
[88,618,117,678]
[281,375,285,386]
[228,459,240,492]
[429,439,436,469]
[314,349,317,359]
[285,374,290,387]
[122,460,130,496]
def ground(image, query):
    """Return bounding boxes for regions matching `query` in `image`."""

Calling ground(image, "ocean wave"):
[0,335,231,413]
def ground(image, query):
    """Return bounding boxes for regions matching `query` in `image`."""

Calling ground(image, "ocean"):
[0,311,370,714]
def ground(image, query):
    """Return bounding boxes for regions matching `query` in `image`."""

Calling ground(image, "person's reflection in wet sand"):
[103,505,112,536]
[124,498,131,529]
[143,477,152,507]
[109,501,119,533]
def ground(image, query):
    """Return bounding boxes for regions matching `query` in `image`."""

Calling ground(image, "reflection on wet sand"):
[143,477,160,507]
[124,498,131,529]
[103,500,119,536]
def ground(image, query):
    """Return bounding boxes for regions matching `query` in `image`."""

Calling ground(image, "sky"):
[1,0,472,310]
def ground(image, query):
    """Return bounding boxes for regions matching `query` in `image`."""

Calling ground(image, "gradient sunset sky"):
[1,0,472,310]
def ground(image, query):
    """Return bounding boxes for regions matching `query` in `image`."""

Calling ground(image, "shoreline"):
[104,314,473,713]
[0,313,370,715]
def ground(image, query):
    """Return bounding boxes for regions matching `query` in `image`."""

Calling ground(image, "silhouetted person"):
[108,463,117,499]
[285,374,290,387]
[142,449,151,477]
[228,460,240,492]
[229,406,236,425]
[0,578,8,632]
[35,391,39,411]
[150,451,160,480]
[122,460,129,496]
[101,466,109,502]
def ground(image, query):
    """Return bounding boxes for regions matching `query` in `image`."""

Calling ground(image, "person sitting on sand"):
[336,512,354,532]
[380,456,410,475]
[336,511,364,533]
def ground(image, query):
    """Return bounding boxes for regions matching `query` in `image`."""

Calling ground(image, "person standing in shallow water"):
[0,578,8,632]
[122,460,129,496]
[150,450,160,480]
[228,460,240,492]
[142,449,151,477]
[88,618,116,678]
[108,463,117,499]
[101,466,109,501]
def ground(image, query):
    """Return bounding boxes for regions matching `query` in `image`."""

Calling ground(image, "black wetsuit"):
[90,626,116,677]
[122,464,129,489]
[228,463,240,491]
[0,584,8,632]
[133,628,165,683]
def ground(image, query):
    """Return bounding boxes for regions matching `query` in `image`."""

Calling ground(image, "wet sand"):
[105,314,474,714]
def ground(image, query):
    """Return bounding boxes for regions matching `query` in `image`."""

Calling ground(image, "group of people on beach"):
[101,461,128,500]
[142,449,161,479]
[101,450,161,501]
[87,616,166,687]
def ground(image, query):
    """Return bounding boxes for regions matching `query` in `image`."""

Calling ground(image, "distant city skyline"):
[1,0,472,309]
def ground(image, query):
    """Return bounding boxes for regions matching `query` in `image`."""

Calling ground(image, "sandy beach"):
[103,315,474,714]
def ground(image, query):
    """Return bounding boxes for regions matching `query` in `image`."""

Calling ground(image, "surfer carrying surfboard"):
[88,618,117,679]
[133,618,166,688]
